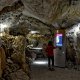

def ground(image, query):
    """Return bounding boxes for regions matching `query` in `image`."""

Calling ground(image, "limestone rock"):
[10,69,29,80]
[0,0,19,11]
[0,47,6,78]
[0,0,80,34]
[3,63,29,80]
[11,53,22,64]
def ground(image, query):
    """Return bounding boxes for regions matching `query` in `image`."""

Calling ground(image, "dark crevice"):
[0,0,24,15]
[26,16,56,30]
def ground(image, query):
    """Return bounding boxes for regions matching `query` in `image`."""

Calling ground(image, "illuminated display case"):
[56,34,63,47]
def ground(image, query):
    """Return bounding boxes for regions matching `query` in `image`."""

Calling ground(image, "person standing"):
[46,41,56,71]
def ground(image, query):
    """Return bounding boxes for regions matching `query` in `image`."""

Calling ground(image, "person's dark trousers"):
[48,56,54,68]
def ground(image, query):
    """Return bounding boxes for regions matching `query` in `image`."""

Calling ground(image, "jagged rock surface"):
[22,0,80,27]
[0,0,80,29]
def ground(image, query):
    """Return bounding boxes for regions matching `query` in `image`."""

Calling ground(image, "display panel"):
[56,34,63,47]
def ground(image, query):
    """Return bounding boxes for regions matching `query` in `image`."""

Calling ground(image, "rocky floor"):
[31,58,80,80]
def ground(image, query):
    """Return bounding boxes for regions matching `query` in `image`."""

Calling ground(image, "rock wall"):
[0,0,19,11]
[22,0,69,23]
[0,0,80,28]
[22,0,80,28]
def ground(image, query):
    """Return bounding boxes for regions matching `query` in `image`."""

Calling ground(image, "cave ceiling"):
[0,0,80,34]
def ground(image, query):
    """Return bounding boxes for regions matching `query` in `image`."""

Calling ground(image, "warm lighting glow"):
[33,60,48,65]
[57,30,59,33]
[30,31,39,34]
[0,33,3,36]
[74,23,80,36]
[32,47,42,50]
[0,23,8,32]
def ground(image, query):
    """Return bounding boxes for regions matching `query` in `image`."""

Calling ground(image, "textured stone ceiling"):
[0,0,80,32]
[0,0,18,11]
[22,0,68,23]
[21,0,80,28]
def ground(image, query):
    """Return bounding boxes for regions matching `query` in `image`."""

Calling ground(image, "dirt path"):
[31,59,80,80]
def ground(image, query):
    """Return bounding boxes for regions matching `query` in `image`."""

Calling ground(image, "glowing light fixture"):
[30,31,39,34]
[0,23,8,32]
[32,47,42,50]
[74,23,80,36]
[0,23,11,37]
[0,33,3,36]
[33,60,48,65]
[57,30,59,33]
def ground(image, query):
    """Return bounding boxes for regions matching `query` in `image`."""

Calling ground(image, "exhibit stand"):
[54,29,66,67]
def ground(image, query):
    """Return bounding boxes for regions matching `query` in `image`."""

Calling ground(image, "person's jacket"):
[46,45,56,56]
